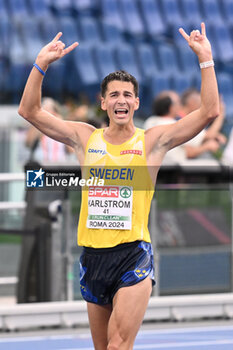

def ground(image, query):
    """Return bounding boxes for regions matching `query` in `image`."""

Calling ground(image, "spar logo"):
[120,150,142,155]
[89,186,119,198]
[120,187,131,198]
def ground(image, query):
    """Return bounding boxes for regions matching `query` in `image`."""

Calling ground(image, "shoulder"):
[67,121,96,138]
[64,121,97,151]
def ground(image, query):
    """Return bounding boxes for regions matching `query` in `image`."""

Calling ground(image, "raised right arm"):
[18,33,95,153]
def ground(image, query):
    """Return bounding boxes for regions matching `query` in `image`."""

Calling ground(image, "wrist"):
[35,58,48,72]
[198,53,213,63]
[199,60,214,69]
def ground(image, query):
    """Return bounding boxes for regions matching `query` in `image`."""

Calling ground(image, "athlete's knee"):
[107,344,119,350]
[107,341,132,350]
[107,334,123,350]
[107,332,133,350]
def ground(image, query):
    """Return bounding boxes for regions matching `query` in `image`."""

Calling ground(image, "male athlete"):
[18,23,219,350]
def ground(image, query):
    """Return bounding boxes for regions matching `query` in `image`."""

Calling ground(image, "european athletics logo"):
[26,168,45,187]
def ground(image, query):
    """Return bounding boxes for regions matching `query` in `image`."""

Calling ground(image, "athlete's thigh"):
[108,277,152,347]
[87,302,112,350]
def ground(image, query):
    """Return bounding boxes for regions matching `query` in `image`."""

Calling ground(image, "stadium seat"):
[39,15,59,43]
[222,0,233,25]
[58,17,79,46]
[171,72,194,94]
[101,0,125,31]
[0,0,9,18]
[119,0,145,38]
[73,43,100,102]
[209,23,233,62]
[20,17,44,63]
[160,0,183,26]
[180,0,203,27]
[114,43,142,83]
[0,17,11,58]
[176,46,199,76]
[138,0,166,38]
[28,0,51,18]
[50,0,73,17]
[0,59,6,97]
[7,28,31,101]
[137,43,160,79]
[94,44,117,79]
[101,21,125,46]
[7,62,30,102]
[73,0,97,14]
[8,29,26,64]
[200,0,224,24]
[8,0,28,19]
[217,73,233,118]
[79,16,102,45]
[43,61,66,99]
[156,43,181,74]
[171,24,191,48]
[149,73,171,101]
[202,22,218,60]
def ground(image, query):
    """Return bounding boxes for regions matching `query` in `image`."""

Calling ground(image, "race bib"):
[87,186,133,230]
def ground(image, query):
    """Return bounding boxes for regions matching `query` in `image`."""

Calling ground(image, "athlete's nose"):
[117,94,126,104]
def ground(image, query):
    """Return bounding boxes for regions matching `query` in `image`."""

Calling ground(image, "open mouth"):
[114,108,129,115]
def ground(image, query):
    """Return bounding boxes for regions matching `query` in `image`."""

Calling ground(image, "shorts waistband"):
[83,241,141,254]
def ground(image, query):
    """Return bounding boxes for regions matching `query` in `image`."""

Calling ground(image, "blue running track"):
[0,325,233,349]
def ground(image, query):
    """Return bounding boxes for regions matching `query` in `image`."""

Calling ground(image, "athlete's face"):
[101,81,139,126]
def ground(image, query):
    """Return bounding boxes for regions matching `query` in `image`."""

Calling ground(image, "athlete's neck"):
[103,124,136,145]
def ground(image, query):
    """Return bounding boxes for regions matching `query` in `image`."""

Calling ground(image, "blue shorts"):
[79,241,155,305]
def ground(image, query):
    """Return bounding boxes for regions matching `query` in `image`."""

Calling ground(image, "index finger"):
[179,27,189,42]
[201,22,206,36]
[52,32,63,43]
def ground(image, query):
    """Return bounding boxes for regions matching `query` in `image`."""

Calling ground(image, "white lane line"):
[138,325,233,335]
[0,325,233,344]
[62,339,233,350]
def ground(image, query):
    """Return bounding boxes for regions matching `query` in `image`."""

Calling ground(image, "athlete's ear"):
[101,96,107,111]
[134,97,140,111]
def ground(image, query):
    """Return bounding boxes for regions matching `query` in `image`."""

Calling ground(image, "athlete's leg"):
[87,302,112,350]
[107,277,152,350]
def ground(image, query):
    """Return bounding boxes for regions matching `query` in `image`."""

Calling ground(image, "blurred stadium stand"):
[138,0,166,39]
[94,44,117,79]
[180,0,203,27]
[201,0,224,24]
[0,0,233,119]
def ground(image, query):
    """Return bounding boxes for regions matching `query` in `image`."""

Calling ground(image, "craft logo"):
[26,168,45,187]
[88,148,107,155]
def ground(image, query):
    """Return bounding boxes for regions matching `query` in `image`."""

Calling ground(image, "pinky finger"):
[62,42,79,56]
[201,22,206,36]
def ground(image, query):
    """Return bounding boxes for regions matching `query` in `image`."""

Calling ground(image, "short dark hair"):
[101,70,139,97]
[152,95,172,116]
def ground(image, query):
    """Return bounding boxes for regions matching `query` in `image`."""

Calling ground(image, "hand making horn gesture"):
[179,22,212,62]
[35,32,79,72]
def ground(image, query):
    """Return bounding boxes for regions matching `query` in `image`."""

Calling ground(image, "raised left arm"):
[159,23,219,151]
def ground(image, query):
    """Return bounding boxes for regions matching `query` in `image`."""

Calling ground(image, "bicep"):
[163,109,209,150]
